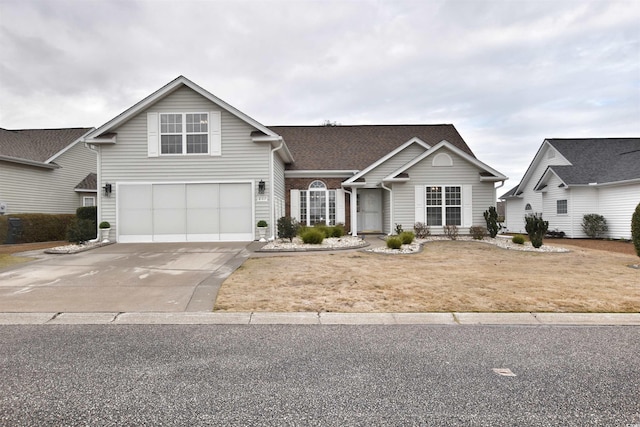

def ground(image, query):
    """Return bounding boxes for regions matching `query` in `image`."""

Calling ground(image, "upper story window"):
[160,113,209,155]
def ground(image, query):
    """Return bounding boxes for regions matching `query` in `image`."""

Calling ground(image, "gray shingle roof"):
[0,128,92,163]
[267,124,474,171]
[75,173,97,191]
[547,138,640,184]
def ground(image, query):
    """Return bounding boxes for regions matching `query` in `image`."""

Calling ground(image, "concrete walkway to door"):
[0,242,252,313]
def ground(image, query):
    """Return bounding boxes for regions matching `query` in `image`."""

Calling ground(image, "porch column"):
[351,187,358,236]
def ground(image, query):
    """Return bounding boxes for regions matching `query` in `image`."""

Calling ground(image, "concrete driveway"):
[0,242,252,313]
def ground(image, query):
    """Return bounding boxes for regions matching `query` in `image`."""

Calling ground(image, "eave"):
[0,155,59,169]
[285,170,358,179]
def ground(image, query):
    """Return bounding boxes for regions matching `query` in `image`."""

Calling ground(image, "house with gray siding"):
[500,138,640,239]
[0,127,96,215]
[83,76,507,243]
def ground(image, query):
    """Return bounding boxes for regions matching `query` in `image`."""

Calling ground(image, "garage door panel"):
[186,208,220,234]
[119,184,153,237]
[186,184,220,209]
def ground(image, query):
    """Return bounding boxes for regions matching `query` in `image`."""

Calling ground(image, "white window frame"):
[557,199,568,215]
[299,181,337,226]
[82,196,96,207]
[425,185,462,226]
[159,112,210,156]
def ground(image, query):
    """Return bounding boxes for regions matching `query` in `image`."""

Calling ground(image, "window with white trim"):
[160,112,209,155]
[426,186,461,226]
[557,199,567,215]
[299,181,336,225]
[83,196,96,207]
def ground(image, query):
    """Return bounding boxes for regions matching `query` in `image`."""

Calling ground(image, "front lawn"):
[215,240,640,313]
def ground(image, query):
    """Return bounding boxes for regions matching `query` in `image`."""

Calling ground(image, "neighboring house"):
[0,127,97,215]
[83,76,507,243]
[500,138,640,239]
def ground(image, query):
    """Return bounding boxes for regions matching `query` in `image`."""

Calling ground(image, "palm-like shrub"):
[525,213,548,249]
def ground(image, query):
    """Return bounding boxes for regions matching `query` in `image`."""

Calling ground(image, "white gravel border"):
[366,236,570,254]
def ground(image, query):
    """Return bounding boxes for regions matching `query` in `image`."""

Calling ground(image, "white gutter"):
[85,143,101,243]
[381,182,393,235]
[270,140,284,241]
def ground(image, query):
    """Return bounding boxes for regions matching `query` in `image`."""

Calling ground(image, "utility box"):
[5,217,23,244]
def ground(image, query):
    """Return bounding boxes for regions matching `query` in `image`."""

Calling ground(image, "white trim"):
[285,170,358,178]
[82,196,96,207]
[75,189,98,193]
[343,137,430,185]
[0,155,58,169]
[534,167,567,192]
[84,76,279,142]
[384,140,508,182]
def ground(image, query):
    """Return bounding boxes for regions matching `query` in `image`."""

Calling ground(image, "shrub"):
[512,234,526,245]
[444,224,458,240]
[394,223,403,234]
[300,228,324,244]
[76,206,97,221]
[582,214,608,238]
[331,223,345,238]
[99,221,111,229]
[277,216,299,242]
[67,218,96,244]
[483,206,501,238]
[257,220,268,228]
[469,226,487,240]
[632,202,640,258]
[1,213,76,243]
[399,231,415,244]
[413,222,430,239]
[386,236,402,249]
[525,213,548,249]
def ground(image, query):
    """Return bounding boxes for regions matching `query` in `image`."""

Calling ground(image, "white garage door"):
[118,183,253,242]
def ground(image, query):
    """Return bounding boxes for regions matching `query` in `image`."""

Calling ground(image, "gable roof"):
[544,138,640,185]
[75,172,97,191]
[85,75,280,141]
[0,127,93,168]
[268,124,474,171]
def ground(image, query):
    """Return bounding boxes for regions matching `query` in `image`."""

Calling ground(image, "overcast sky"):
[1,0,639,189]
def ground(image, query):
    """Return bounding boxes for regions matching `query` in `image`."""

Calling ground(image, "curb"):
[1,312,639,326]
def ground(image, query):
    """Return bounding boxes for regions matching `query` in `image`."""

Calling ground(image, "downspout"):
[85,142,101,243]
[270,140,284,241]
[342,187,354,236]
[381,182,393,235]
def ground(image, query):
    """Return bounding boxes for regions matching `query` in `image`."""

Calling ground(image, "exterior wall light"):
[258,180,265,195]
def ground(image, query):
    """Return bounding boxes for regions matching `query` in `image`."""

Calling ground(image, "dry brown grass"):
[215,241,640,313]
[0,242,65,269]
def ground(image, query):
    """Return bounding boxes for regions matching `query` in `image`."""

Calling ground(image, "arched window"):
[432,153,453,167]
[525,203,532,211]
[299,180,336,225]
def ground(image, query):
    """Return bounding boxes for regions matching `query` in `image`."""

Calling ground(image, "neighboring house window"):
[298,181,336,225]
[525,203,532,211]
[557,199,567,215]
[160,113,208,155]
[83,196,96,207]
[426,186,461,226]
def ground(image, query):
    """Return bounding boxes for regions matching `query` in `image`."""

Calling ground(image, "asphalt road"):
[1,325,638,426]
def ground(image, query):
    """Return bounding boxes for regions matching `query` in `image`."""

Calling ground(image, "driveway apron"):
[0,243,250,313]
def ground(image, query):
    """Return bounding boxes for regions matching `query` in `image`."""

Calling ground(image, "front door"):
[357,189,382,233]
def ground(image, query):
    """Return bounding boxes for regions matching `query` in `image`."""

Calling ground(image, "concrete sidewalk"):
[1,311,639,325]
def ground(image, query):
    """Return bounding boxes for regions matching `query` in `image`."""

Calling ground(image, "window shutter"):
[290,189,299,221]
[462,185,473,227]
[414,185,425,223]
[147,112,159,157]
[210,111,221,156]
[335,189,346,224]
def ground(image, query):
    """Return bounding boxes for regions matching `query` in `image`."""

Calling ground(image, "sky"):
[1,0,639,190]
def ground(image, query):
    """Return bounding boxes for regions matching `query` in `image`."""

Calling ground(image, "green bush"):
[469,226,487,240]
[512,234,526,245]
[277,216,299,242]
[632,202,640,258]
[76,206,97,221]
[386,236,402,249]
[301,228,324,244]
[581,214,608,238]
[99,221,111,229]
[483,206,501,238]
[67,218,97,243]
[331,223,345,238]
[257,220,268,228]
[413,222,430,239]
[1,213,76,243]
[399,231,415,244]
[394,223,403,234]
[525,213,548,248]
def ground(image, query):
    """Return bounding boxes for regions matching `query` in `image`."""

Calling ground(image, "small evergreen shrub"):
[301,228,324,244]
[313,223,331,238]
[525,213,548,248]
[512,234,526,245]
[399,231,415,244]
[395,223,403,234]
[331,223,345,238]
[413,222,430,239]
[483,206,501,238]
[386,236,402,249]
[99,221,111,229]
[632,202,640,258]
[581,214,608,238]
[277,216,299,242]
[444,224,458,240]
[469,226,487,240]
[67,218,97,244]
[257,220,268,228]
